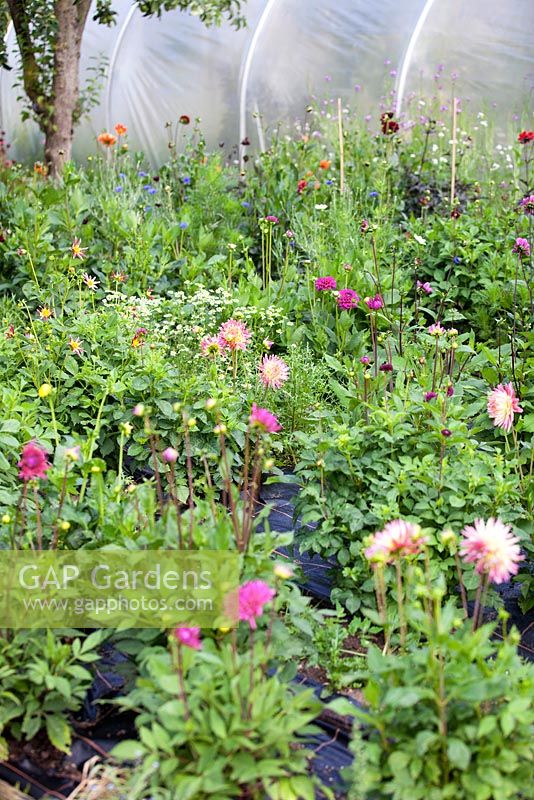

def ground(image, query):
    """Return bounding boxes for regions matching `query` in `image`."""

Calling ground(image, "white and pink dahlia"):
[200,335,225,357]
[460,517,524,584]
[487,382,523,432]
[218,319,252,351]
[259,355,289,390]
[364,519,427,563]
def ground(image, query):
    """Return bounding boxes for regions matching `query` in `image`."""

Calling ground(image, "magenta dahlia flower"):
[487,382,523,432]
[249,403,282,433]
[238,580,276,629]
[18,442,51,482]
[337,288,360,310]
[315,276,337,291]
[365,294,383,310]
[259,355,289,390]
[460,518,524,584]
[512,237,530,258]
[174,627,202,650]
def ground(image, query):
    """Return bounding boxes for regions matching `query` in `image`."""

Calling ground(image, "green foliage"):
[0,629,105,755]
[348,607,534,800]
[113,637,326,800]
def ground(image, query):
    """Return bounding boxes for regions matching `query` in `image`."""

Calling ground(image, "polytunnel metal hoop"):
[395,0,438,115]
[238,0,281,166]
[105,2,139,132]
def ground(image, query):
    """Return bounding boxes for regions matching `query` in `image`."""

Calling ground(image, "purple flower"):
[143,185,156,194]
[446,384,454,397]
[379,362,393,372]
[315,276,337,292]
[519,195,534,215]
[264,215,279,224]
[337,288,360,310]
[424,391,437,402]
[114,186,123,193]
[416,280,432,295]
[365,294,384,310]
[360,355,370,364]
[512,237,530,258]
[360,219,370,233]
[441,429,452,437]
[138,171,148,177]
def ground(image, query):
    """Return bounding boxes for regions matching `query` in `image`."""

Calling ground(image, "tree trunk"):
[44,0,91,177]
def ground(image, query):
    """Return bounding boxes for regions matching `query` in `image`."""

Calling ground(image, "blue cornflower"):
[242,201,250,208]
[453,256,461,264]
[179,222,188,229]
[138,170,148,177]
[182,176,191,185]
[326,180,333,185]
[119,172,126,179]
[115,186,123,193]
[144,185,157,195]
[369,191,379,198]
[144,205,152,213]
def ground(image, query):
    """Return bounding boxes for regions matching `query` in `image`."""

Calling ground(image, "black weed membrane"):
[1,475,532,799]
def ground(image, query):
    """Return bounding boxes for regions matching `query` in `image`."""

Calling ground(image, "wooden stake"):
[450,96,458,207]
[337,97,345,194]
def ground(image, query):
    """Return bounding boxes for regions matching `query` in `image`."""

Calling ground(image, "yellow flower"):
[38,383,52,399]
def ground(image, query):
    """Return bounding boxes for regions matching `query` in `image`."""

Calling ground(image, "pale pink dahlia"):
[174,627,202,650]
[218,319,252,351]
[249,403,282,433]
[200,334,225,357]
[487,383,523,432]
[238,580,276,629]
[259,355,289,390]
[364,519,427,563]
[428,323,445,336]
[460,518,524,584]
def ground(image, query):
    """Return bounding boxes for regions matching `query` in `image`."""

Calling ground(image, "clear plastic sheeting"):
[396,0,534,119]
[0,0,532,167]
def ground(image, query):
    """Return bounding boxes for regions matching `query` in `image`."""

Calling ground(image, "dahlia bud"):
[162,447,179,463]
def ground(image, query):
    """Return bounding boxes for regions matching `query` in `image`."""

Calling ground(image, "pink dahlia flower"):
[18,442,51,482]
[512,237,530,258]
[364,520,427,563]
[487,382,523,432]
[428,323,445,336]
[460,518,524,584]
[218,319,252,351]
[259,355,289,390]
[519,195,534,215]
[365,294,383,310]
[337,288,360,310]
[200,334,225,357]
[315,276,337,291]
[238,580,276,629]
[174,627,202,650]
[249,403,282,433]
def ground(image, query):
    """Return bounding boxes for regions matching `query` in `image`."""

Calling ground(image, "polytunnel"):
[1,0,533,166]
